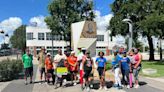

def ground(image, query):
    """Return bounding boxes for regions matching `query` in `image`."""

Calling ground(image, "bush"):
[0,59,23,82]
[106,61,112,70]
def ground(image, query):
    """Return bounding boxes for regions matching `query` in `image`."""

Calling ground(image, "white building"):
[26,26,117,57]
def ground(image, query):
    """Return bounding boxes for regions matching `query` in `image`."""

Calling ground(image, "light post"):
[122,18,133,51]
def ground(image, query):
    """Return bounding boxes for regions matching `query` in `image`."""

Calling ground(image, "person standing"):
[22,49,33,85]
[38,48,46,84]
[53,49,67,69]
[111,50,122,89]
[67,51,78,86]
[132,48,142,88]
[82,51,93,91]
[120,51,131,88]
[96,51,107,90]
[45,53,55,85]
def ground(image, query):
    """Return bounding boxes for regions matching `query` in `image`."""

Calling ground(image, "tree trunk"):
[159,37,162,61]
[147,35,155,61]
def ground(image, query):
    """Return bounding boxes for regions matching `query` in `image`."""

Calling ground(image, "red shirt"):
[67,56,78,71]
[45,57,53,70]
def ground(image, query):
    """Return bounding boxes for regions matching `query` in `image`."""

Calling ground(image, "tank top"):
[84,57,92,70]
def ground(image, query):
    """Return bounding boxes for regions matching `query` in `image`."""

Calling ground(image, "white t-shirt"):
[77,52,84,61]
[53,54,67,68]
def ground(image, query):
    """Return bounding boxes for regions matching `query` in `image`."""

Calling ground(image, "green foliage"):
[110,0,164,60]
[45,0,95,45]
[0,59,23,81]
[106,61,112,70]
[10,25,26,53]
[141,61,164,77]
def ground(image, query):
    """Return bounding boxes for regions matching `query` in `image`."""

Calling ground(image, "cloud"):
[94,10,113,31]
[29,16,47,28]
[0,17,22,33]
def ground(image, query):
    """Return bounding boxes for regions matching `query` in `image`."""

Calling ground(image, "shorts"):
[40,68,46,75]
[24,67,33,77]
[97,67,105,79]
[70,70,78,74]
[84,67,92,80]
[133,66,141,81]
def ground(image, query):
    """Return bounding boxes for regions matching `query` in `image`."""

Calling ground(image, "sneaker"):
[104,86,108,91]
[25,81,27,85]
[73,82,77,86]
[86,87,90,92]
[127,85,130,89]
[113,84,118,88]
[118,86,123,89]
[90,84,93,88]
[99,86,103,90]
[30,81,33,84]
[134,84,139,88]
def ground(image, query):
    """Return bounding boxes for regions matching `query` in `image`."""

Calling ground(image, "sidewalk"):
[140,76,164,91]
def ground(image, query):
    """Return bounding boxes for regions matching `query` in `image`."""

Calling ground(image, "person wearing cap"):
[38,48,46,84]
[82,51,93,91]
[120,51,131,88]
[22,48,33,85]
[111,50,122,89]
[96,51,107,90]
[67,51,78,86]
[45,53,55,85]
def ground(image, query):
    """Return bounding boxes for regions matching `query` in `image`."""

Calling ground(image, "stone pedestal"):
[71,21,97,57]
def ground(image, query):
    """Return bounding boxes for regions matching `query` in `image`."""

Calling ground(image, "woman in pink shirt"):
[132,48,142,88]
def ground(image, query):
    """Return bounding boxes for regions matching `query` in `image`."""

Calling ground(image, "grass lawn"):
[140,61,164,77]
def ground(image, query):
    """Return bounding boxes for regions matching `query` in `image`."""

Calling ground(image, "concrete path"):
[1,57,164,92]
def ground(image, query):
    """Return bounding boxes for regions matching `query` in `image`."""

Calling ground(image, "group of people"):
[22,47,142,91]
[111,48,142,89]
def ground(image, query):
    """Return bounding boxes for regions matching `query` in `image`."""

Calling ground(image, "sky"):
[0,0,114,44]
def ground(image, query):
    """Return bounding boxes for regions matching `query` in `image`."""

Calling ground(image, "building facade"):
[26,26,116,57]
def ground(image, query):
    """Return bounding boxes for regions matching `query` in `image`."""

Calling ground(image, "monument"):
[71,21,97,57]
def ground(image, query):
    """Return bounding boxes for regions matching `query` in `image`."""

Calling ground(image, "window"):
[46,33,52,40]
[38,33,44,40]
[97,35,104,41]
[27,33,33,40]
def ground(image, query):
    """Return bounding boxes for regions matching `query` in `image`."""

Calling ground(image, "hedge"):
[0,59,23,82]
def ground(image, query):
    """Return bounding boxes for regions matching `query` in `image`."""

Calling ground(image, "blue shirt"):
[111,55,122,66]
[96,57,107,68]
[121,57,130,70]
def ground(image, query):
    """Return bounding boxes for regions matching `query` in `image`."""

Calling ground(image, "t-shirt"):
[67,56,78,71]
[22,54,33,68]
[121,57,130,70]
[77,52,84,61]
[38,52,46,68]
[45,57,53,70]
[96,57,107,68]
[54,54,67,68]
[111,55,122,66]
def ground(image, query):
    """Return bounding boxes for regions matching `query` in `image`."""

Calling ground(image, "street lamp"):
[122,18,133,51]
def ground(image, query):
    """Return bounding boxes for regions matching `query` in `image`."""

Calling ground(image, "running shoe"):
[134,84,139,88]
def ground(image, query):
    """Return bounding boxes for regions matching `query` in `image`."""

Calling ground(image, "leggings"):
[114,67,122,86]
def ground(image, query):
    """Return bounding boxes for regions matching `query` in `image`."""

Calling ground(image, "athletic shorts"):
[84,67,92,80]
[24,67,33,77]
[97,67,105,78]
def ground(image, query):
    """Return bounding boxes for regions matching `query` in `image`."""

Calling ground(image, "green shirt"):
[22,54,33,68]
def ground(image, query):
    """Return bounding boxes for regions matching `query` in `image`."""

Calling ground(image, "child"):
[45,53,55,85]
[120,51,130,88]
[111,50,122,89]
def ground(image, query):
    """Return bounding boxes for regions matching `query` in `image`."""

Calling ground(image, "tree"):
[45,0,95,48]
[10,25,26,54]
[109,0,164,60]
